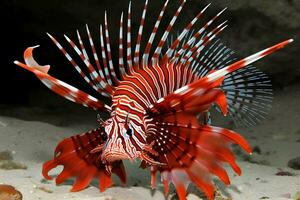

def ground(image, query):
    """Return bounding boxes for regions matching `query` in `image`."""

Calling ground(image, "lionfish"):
[14,0,292,199]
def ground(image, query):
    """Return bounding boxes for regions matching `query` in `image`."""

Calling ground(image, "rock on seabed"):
[288,157,300,170]
[0,184,22,200]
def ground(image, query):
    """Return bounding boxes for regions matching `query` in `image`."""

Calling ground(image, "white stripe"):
[65,54,72,61]
[74,65,81,72]
[57,80,79,92]
[88,95,98,102]
[93,53,98,60]
[157,98,164,103]
[56,43,63,50]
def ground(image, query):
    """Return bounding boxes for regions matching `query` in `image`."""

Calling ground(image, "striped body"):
[114,62,197,107]
[14,0,292,199]
[105,62,197,162]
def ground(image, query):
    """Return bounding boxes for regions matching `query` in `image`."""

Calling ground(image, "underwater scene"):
[1,0,300,199]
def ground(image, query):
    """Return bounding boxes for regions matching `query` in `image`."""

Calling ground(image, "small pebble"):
[252,145,261,155]
[37,186,53,193]
[288,157,300,170]
[0,151,13,161]
[133,182,138,186]
[259,197,270,199]
[275,171,295,176]
[293,191,300,200]
[0,184,22,200]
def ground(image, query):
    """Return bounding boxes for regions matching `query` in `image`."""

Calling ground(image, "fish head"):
[101,112,147,163]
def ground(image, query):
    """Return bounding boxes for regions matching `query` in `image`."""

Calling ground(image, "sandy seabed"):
[0,85,300,200]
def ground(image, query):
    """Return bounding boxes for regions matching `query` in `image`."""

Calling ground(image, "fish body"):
[14,1,292,199]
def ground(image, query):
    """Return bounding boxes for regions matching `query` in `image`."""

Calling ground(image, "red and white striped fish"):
[14,1,292,199]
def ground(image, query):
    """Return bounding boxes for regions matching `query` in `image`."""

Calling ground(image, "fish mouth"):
[103,151,132,162]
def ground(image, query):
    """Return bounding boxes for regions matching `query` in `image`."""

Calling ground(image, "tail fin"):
[42,128,126,192]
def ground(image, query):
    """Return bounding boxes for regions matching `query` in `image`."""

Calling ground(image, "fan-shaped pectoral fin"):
[143,120,251,200]
[42,128,127,192]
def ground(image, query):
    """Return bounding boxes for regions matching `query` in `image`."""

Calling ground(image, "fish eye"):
[126,128,133,136]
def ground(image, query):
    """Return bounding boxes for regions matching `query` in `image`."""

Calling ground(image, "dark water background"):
[1,0,299,109]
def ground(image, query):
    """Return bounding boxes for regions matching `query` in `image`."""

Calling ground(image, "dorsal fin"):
[99,24,113,85]
[151,0,186,64]
[142,0,169,67]
[47,33,113,96]
[104,12,118,83]
[85,25,102,76]
[126,1,133,73]
[162,3,211,64]
[134,0,149,68]
[173,7,227,64]
[181,21,228,65]
[118,12,126,78]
